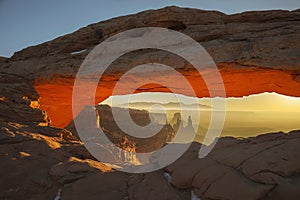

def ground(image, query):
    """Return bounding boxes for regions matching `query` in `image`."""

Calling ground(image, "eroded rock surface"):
[167,131,300,199]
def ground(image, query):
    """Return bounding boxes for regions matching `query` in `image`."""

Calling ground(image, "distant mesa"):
[67,105,176,153]
[66,104,199,166]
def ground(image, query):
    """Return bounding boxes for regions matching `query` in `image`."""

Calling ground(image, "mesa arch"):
[1,6,299,128]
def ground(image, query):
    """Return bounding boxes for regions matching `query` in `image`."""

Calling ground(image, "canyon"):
[0,6,300,199]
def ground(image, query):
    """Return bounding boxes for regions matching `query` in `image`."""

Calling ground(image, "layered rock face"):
[0,6,300,200]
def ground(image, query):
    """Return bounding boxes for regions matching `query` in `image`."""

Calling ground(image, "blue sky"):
[0,0,299,57]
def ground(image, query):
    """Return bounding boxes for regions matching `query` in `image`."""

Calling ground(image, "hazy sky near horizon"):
[101,92,300,112]
[1,0,299,57]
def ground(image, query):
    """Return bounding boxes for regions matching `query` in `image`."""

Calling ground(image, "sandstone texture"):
[0,6,300,200]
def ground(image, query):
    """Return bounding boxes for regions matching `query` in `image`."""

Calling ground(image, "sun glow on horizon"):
[99,92,300,144]
[100,92,300,113]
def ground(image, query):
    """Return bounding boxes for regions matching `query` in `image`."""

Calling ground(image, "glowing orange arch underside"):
[34,67,300,128]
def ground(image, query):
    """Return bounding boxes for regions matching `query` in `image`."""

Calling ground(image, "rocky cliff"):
[0,6,300,199]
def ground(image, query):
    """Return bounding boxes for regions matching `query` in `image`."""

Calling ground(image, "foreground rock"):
[1,111,299,199]
[167,131,300,199]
